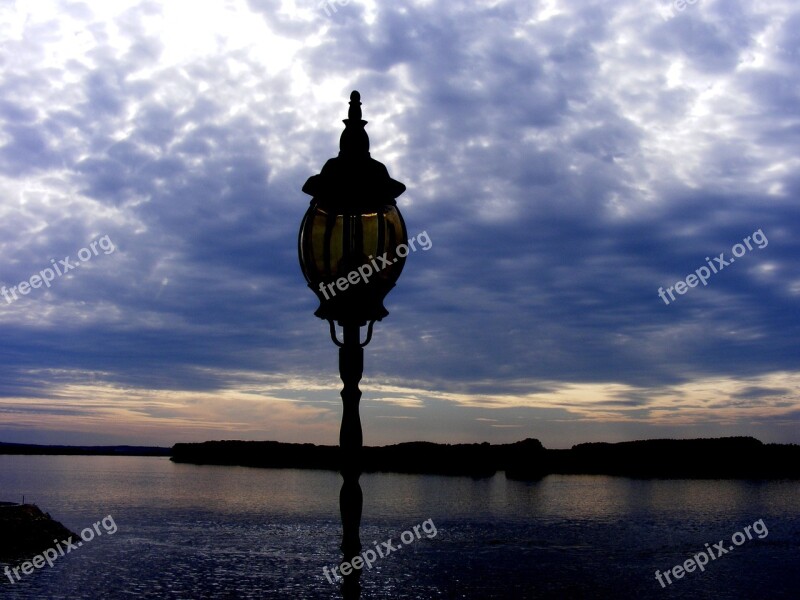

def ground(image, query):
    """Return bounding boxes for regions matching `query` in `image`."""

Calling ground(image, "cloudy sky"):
[0,0,798,449]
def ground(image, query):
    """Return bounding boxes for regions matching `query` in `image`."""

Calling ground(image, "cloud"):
[0,0,798,445]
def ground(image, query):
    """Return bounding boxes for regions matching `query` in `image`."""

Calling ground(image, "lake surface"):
[0,455,798,599]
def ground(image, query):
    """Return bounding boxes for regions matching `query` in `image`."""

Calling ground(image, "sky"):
[0,0,798,449]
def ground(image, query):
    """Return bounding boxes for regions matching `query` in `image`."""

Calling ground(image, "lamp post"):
[298,91,407,596]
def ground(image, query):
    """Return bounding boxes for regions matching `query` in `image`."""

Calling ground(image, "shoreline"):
[3,437,798,480]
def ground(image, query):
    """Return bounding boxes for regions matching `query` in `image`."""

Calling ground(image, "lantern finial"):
[340,90,369,157]
[348,90,361,120]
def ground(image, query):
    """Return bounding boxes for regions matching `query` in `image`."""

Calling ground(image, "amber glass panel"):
[299,204,407,286]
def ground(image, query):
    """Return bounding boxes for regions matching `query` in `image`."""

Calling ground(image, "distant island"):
[0,442,171,457]
[3,437,798,479]
[170,436,800,479]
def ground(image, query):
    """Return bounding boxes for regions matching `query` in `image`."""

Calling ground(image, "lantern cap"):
[302,90,405,212]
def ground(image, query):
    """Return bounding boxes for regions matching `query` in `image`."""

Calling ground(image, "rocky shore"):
[0,503,77,563]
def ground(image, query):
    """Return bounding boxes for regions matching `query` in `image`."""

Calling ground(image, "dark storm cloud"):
[269,1,799,418]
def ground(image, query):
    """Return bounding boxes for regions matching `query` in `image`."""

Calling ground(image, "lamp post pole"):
[299,91,407,598]
[340,324,363,458]
[338,322,364,598]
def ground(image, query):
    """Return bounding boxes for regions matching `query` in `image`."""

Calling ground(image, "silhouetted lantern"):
[299,91,407,327]
[299,93,410,596]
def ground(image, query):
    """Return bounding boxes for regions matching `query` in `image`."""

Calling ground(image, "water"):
[0,455,798,599]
